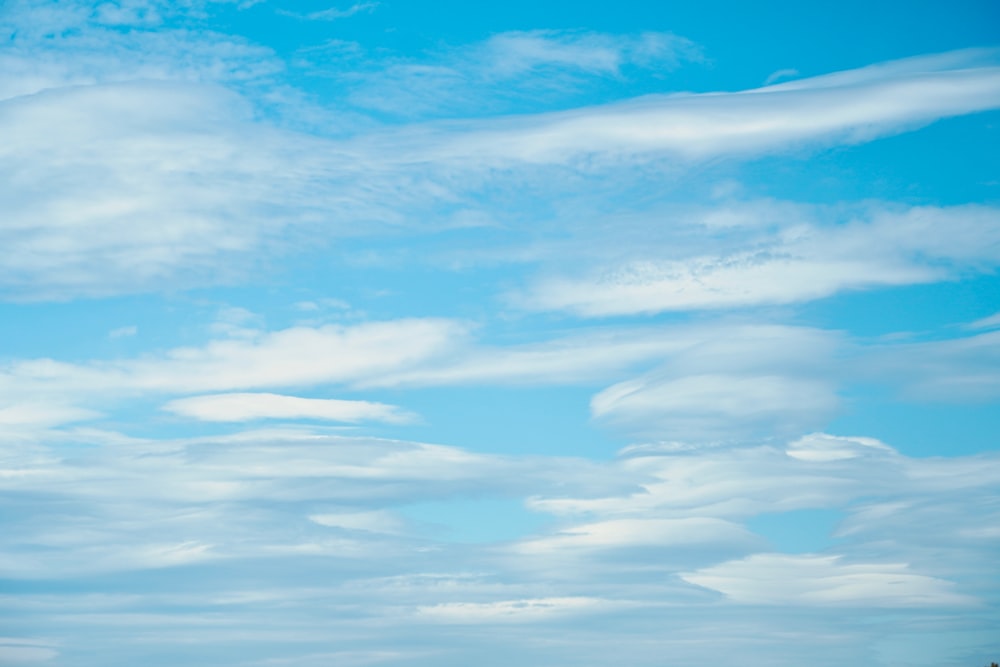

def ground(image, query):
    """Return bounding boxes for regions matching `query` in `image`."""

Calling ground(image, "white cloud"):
[0,403,100,428]
[0,318,467,398]
[681,553,974,606]
[591,373,837,440]
[403,50,1000,164]
[763,68,799,85]
[516,204,1000,315]
[786,433,896,462]
[415,596,611,623]
[278,2,378,21]
[515,517,757,554]
[0,318,838,408]
[2,38,997,302]
[163,392,416,424]
[108,325,138,339]
[873,329,1000,401]
[480,30,699,78]
[967,311,1000,330]
[344,29,701,117]
[0,0,281,102]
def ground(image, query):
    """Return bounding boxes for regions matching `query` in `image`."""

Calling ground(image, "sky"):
[1,1,999,665]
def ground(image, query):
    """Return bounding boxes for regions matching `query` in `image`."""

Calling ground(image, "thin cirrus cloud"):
[0,0,282,102]
[344,29,701,116]
[277,2,379,22]
[163,392,417,424]
[414,597,615,623]
[393,49,1000,164]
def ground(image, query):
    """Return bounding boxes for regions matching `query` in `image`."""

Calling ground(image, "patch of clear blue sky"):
[399,497,551,543]
[745,509,845,553]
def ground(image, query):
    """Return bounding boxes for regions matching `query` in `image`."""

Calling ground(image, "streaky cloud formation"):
[162,392,417,424]
[1,2,998,666]
[516,203,1000,315]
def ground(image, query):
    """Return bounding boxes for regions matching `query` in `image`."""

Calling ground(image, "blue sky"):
[1,1,999,665]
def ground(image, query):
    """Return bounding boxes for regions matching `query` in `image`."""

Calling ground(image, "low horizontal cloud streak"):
[517,204,1000,315]
[163,392,416,424]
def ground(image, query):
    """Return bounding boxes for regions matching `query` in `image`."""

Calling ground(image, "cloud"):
[0,319,843,431]
[967,311,1000,331]
[479,30,698,78]
[108,325,138,339]
[414,596,613,623]
[763,68,799,85]
[2,425,997,663]
[0,402,100,428]
[515,204,1000,315]
[395,49,1000,164]
[591,373,838,441]
[681,553,973,606]
[309,510,407,535]
[3,38,997,302]
[0,0,281,102]
[344,29,701,117]
[0,426,630,578]
[278,2,378,21]
[0,318,466,400]
[514,517,758,554]
[0,639,58,665]
[786,433,896,462]
[163,392,417,424]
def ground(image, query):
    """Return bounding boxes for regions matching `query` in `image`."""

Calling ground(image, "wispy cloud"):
[681,553,973,606]
[277,2,378,22]
[2,42,997,301]
[343,29,702,117]
[513,204,1000,316]
[163,392,417,424]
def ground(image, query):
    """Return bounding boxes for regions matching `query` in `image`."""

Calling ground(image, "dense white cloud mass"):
[2,2,999,666]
